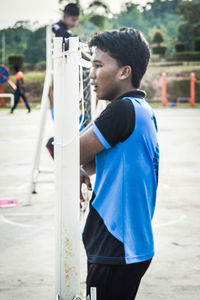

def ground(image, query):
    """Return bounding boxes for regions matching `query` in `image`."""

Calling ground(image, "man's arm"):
[80,126,104,166]
[82,158,95,176]
[80,126,104,201]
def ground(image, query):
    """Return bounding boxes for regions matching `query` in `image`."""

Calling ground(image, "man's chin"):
[95,92,106,101]
[96,94,104,101]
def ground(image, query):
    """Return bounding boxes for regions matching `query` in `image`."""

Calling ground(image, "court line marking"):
[0,214,34,228]
[0,214,54,229]
[154,214,187,228]
[160,183,200,189]
[3,212,54,217]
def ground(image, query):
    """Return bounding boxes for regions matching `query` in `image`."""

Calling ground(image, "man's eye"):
[95,64,102,68]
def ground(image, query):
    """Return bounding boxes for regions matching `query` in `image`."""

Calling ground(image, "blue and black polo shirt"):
[82,90,159,265]
[52,21,71,38]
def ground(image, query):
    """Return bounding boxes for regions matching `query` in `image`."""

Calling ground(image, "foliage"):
[152,30,164,45]
[175,42,186,52]
[0,0,199,68]
[87,0,110,30]
[173,51,200,61]
[151,29,167,57]
[0,22,31,64]
[34,60,46,71]
[194,38,200,52]
[152,45,167,56]
[25,26,46,68]
[177,1,200,50]
[8,55,24,73]
[109,3,143,31]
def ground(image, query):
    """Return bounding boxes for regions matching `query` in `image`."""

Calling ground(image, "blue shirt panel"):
[92,97,159,263]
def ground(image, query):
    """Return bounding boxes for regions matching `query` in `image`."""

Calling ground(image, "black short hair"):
[89,27,150,89]
[63,3,80,16]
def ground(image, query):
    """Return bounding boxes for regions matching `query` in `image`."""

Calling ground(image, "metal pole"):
[90,85,97,121]
[2,32,5,65]
[0,93,14,107]
[24,25,52,205]
[162,72,167,106]
[54,36,80,299]
[190,73,195,107]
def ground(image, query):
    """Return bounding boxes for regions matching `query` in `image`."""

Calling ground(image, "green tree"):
[87,0,110,30]
[142,0,181,57]
[110,2,143,30]
[177,1,200,50]
[25,26,46,68]
[151,29,167,56]
[0,21,32,65]
[152,29,164,45]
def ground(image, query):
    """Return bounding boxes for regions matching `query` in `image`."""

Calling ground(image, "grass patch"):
[149,102,200,108]
[9,71,45,84]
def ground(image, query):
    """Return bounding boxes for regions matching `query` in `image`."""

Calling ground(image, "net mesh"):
[80,67,92,128]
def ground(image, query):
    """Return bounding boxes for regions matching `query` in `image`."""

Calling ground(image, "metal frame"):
[0,93,14,107]
[24,26,53,205]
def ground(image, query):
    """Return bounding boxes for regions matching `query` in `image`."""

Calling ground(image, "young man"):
[46,3,80,159]
[52,3,90,59]
[80,27,159,300]
[10,65,31,113]
[52,3,80,38]
[47,3,90,159]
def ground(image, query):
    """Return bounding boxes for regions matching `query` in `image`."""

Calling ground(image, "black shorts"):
[86,259,152,300]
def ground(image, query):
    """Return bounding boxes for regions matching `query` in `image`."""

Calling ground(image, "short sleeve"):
[52,23,71,38]
[93,99,135,148]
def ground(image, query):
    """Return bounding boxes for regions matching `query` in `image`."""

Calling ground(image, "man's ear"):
[119,65,132,81]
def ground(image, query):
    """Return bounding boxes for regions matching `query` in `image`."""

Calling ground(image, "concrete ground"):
[0,107,200,300]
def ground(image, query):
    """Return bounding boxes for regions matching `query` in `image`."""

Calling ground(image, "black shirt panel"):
[82,193,126,265]
[52,21,71,38]
[94,90,145,147]
[119,89,146,99]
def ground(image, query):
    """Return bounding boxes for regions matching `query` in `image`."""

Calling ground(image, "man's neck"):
[113,86,136,101]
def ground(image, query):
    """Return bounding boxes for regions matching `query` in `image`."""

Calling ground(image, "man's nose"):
[89,67,96,79]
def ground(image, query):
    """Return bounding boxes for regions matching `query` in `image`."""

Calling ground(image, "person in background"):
[46,3,90,159]
[52,3,80,38]
[10,65,31,114]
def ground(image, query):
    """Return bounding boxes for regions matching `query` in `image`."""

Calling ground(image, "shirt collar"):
[119,89,146,100]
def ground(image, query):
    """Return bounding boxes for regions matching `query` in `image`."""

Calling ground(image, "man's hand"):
[80,166,92,206]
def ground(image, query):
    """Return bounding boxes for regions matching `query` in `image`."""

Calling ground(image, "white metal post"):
[90,86,106,121]
[2,32,5,65]
[24,26,52,205]
[0,93,14,107]
[90,85,97,121]
[54,37,80,299]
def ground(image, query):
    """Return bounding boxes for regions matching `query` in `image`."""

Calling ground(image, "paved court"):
[0,107,200,300]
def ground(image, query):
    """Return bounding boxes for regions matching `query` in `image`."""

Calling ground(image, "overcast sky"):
[0,0,149,29]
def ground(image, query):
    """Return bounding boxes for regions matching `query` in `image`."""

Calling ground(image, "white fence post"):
[54,37,80,299]
[0,93,14,107]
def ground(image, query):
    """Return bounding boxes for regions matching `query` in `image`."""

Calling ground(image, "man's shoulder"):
[107,98,134,115]
[52,21,66,31]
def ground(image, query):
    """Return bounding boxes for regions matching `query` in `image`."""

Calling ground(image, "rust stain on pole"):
[64,236,75,288]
